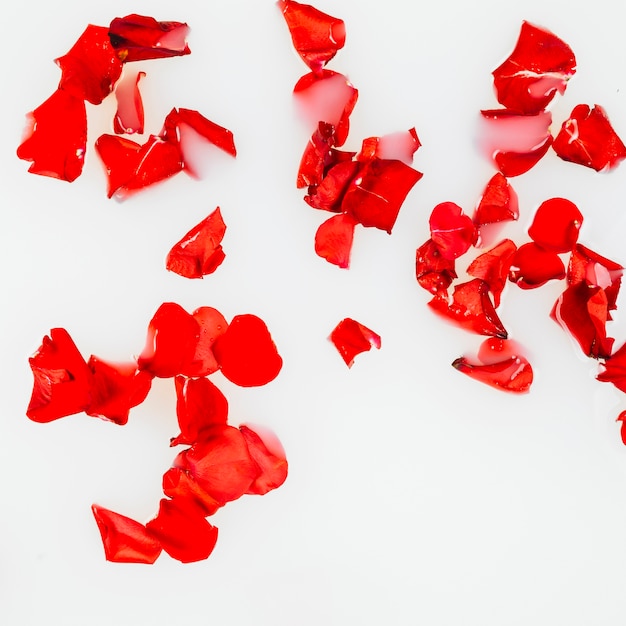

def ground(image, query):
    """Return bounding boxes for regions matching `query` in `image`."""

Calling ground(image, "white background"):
[4,0,626,624]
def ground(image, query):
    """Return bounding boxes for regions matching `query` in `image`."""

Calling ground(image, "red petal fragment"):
[314,213,357,268]
[172,376,228,447]
[479,109,552,177]
[166,207,227,279]
[415,238,457,296]
[551,283,614,359]
[162,468,222,516]
[492,21,576,115]
[55,25,123,105]
[473,172,519,226]
[342,159,422,233]
[358,128,421,165]
[278,0,346,74]
[186,307,229,377]
[428,279,508,338]
[294,71,358,147]
[305,160,361,212]
[508,242,565,289]
[85,357,153,425]
[146,498,218,564]
[174,426,260,504]
[27,328,93,423]
[527,197,583,253]
[108,14,191,62]
[329,318,381,368]
[91,504,162,564]
[552,104,626,171]
[17,89,87,182]
[452,338,533,393]
[240,425,288,495]
[618,412,626,446]
[429,202,478,260]
[113,70,145,134]
[597,342,626,394]
[212,315,283,387]
[137,303,200,378]
[467,239,517,307]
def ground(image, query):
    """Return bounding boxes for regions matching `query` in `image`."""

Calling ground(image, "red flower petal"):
[91,504,162,564]
[508,242,566,289]
[173,425,260,504]
[294,71,358,147]
[473,172,519,227]
[452,338,533,393]
[479,109,552,177]
[618,412,626,446]
[552,104,626,171]
[162,468,222,516]
[113,70,145,134]
[85,357,153,425]
[314,212,357,268]
[329,318,381,368]
[597,342,626,394]
[240,425,288,495]
[358,128,421,165]
[171,376,228,447]
[278,0,346,74]
[415,239,457,296]
[212,315,283,387]
[551,283,614,359]
[428,279,508,338]
[492,21,576,115]
[55,25,123,105]
[17,89,87,182]
[145,498,218,564]
[305,160,360,212]
[137,303,200,378]
[186,307,229,377]
[527,197,583,253]
[466,239,517,307]
[341,158,422,233]
[166,207,227,279]
[108,14,191,62]
[429,202,477,260]
[27,328,93,423]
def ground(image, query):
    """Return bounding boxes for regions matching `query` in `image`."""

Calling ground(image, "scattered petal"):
[186,307,229,377]
[429,202,477,260]
[415,239,457,296]
[358,128,421,166]
[467,239,517,306]
[473,172,519,227]
[598,342,626,394]
[527,197,583,253]
[314,212,357,268]
[113,70,145,134]
[508,242,566,289]
[329,318,381,368]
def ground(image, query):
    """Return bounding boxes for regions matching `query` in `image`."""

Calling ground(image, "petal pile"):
[27,303,287,563]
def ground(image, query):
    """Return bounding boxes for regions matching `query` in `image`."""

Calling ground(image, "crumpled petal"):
[415,239,457,296]
[329,318,381,368]
[113,70,145,134]
[527,197,583,253]
[162,468,222,516]
[305,160,360,211]
[473,172,519,227]
[597,342,626,393]
[314,212,357,268]
[429,202,477,260]
[240,425,288,495]
[358,128,421,165]
[467,239,517,307]
[508,242,566,289]
[92,504,162,564]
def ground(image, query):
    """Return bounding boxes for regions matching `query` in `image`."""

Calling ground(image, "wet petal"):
[473,172,519,227]
[113,70,145,134]
[314,212,357,268]
[186,307,229,377]
[240,425,288,495]
[429,202,477,260]
[467,239,517,307]
[305,160,360,212]
[508,242,566,289]
[358,128,421,165]
[597,342,626,394]
[329,318,381,368]
[527,197,583,253]
[162,468,222,516]
[415,239,457,296]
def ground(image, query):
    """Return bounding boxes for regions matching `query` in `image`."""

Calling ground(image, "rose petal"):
[527,197,583,253]
[314,212,357,268]
[358,128,421,165]
[240,425,288,495]
[508,242,566,289]
[429,202,477,260]
[415,239,457,296]
[597,342,626,394]
[305,160,361,212]
[113,70,145,135]
[186,307,229,377]
[329,318,381,368]
[162,468,222,516]
[473,172,519,227]
[467,239,517,307]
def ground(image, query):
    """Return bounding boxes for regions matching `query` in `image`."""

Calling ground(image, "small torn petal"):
[314,212,357,268]
[467,239,517,307]
[329,318,381,368]
[473,172,519,227]
[358,128,421,166]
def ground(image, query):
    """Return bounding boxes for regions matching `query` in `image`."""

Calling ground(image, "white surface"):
[3,1,626,624]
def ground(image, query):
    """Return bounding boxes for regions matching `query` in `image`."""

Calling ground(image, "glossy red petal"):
[479,109,552,177]
[27,328,93,423]
[278,0,346,73]
[473,172,519,226]
[314,213,357,268]
[108,14,191,62]
[551,283,614,359]
[55,25,123,105]
[508,242,565,289]
[113,70,145,134]
[17,89,87,182]
[172,376,228,447]
[527,197,583,253]
[240,425,288,495]
[329,318,381,368]
[146,498,218,564]
[162,468,222,516]
[428,279,508,338]
[85,357,153,425]
[305,160,360,212]
[415,239,457,296]
[294,71,358,147]
[91,505,162,564]
[173,426,260,504]
[358,128,421,165]
[137,303,200,378]
[166,207,227,279]
[467,239,517,307]
[552,104,626,171]
[186,307,229,377]
[212,315,283,387]
[429,202,477,260]
[597,342,626,394]
[452,338,533,393]
[342,159,422,233]
[492,21,576,115]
